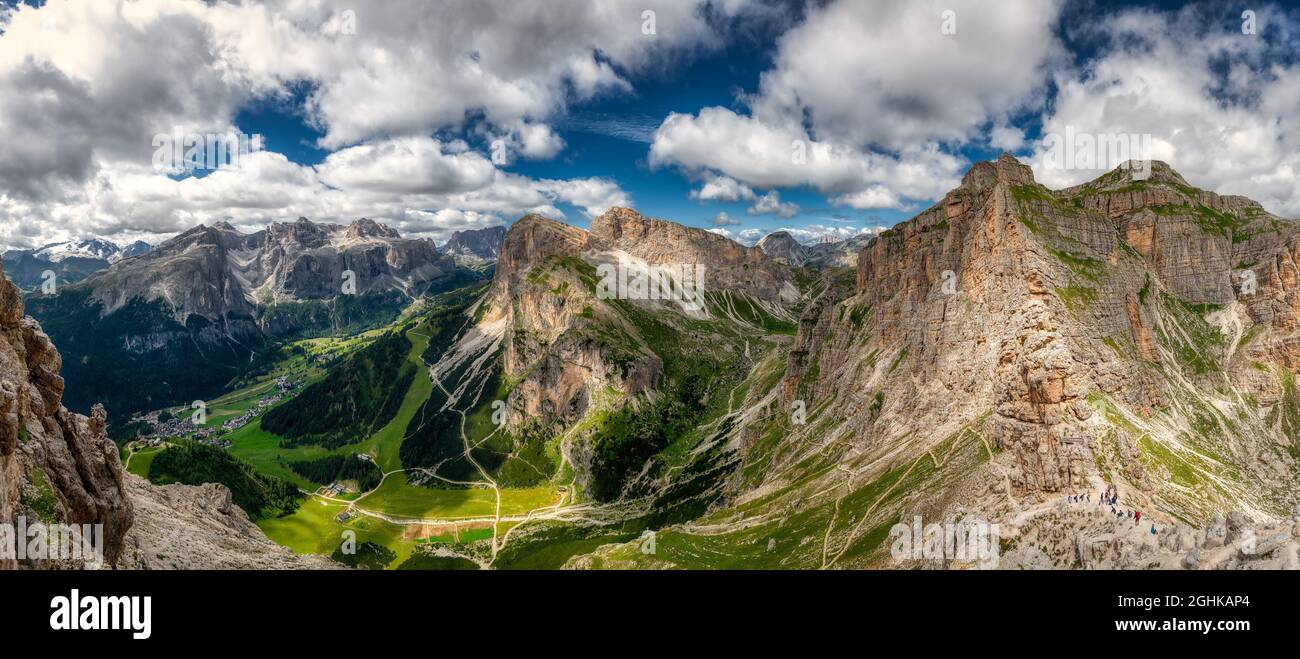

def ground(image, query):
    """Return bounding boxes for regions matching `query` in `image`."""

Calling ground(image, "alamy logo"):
[40,269,57,295]
[889,515,999,567]
[596,261,706,313]
[1,517,105,568]
[940,269,958,295]
[1041,127,1152,180]
[50,589,152,640]
[190,400,207,425]
[152,126,263,174]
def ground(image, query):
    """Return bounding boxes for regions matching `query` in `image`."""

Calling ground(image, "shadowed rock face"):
[757,231,807,267]
[759,229,880,269]
[117,476,340,570]
[0,260,132,569]
[444,225,507,261]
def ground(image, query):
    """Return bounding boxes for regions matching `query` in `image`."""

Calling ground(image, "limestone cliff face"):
[470,209,800,494]
[481,215,659,435]
[786,155,1096,494]
[251,217,455,303]
[483,209,804,430]
[777,154,1300,530]
[0,261,133,568]
[589,207,800,304]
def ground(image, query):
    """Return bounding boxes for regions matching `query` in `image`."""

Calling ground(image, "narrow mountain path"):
[820,428,967,569]
[434,377,504,558]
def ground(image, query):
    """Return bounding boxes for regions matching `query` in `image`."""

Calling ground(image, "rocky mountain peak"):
[757,231,807,266]
[344,217,401,241]
[587,206,798,303]
[758,230,799,248]
[590,206,750,252]
[268,217,329,248]
[157,223,241,255]
[588,206,733,255]
[813,153,1300,539]
[1072,159,1193,193]
[588,206,648,240]
[1117,160,1186,187]
[961,152,1037,191]
[494,214,588,288]
[120,240,153,259]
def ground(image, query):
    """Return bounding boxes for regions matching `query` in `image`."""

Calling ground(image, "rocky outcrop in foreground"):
[2,260,334,570]
[118,476,338,570]
[0,261,132,568]
[1000,503,1300,570]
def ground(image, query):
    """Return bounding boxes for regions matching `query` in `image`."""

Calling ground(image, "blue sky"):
[1,0,1299,249]
[228,4,823,238]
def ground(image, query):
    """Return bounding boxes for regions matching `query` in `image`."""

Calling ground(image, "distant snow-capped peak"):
[31,238,152,263]
[35,238,120,263]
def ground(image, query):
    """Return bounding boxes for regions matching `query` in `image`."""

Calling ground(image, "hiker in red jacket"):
[1135,511,1141,525]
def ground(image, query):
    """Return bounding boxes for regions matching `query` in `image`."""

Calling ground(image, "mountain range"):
[23,217,483,418]
[1,238,153,291]
[757,230,877,268]
[7,154,1300,570]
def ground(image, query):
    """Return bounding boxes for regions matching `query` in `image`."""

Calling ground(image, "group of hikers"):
[1065,486,1158,535]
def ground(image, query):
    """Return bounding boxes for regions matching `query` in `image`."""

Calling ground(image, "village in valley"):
[128,374,305,450]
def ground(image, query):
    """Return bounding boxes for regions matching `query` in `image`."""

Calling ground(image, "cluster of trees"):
[399,383,474,482]
[587,365,710,502]
[330,541,396,570]
[106,418,152,445]
[148,441,302,519]
[258,290,411,339]
[261,330,416,449]
[399,290,493,483]
[287,454,382,491]
[395,552,478,570]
